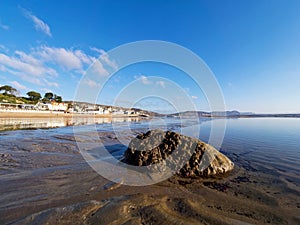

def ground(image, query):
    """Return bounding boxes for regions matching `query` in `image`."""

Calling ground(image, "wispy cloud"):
[90,47,118,70]
[38,46,87,70]
[22,8,51,36]
[156,80,166,88]
[0,63,50,87]
[0,44,9,53]
[0,48,59,87]
[10,81,27,90]
[90,47,103,54]
[40,88,53,93]
[90,60,109,77]
[134,75,152,85]
[0,51,57,77]
[37,46,110,77]
[15,50,42,66]
[191,95,198,99]
[43,79,58,87]
[0,44,114,90]
[82,78,100,88]
[0,20,9,30]
[140,75,152,85]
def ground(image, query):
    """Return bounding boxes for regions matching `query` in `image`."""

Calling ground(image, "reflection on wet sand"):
[0,117,144,131]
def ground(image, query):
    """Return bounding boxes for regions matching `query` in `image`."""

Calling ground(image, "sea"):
[0,116,299,186]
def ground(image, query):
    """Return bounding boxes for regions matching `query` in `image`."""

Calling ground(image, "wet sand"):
[0,129,299,225]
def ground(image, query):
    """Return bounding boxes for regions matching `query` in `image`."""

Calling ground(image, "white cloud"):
[75,50,93,65]
[156,81,166,88]
[82,78,99,88]
[141,75,152,85]
[10,81,27,90]
[191,95,198,99]
[90,47,103,54]
[36,46,111,77]
[0,52,56,77]
[43,79,58,87]
[38,46,83,70]
[0,49,58,87]
[99,51,118,70]
[0,44,113,90]
[22,8,51,36]
[134,75,152,85]
[15,50,41,66]
[90,47,118,70]
[90,60,109,77]
[134,76,168,87]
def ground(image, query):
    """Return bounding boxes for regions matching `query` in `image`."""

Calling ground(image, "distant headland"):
[169,110,300,118]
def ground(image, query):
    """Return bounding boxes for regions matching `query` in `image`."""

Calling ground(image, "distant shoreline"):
[0,111,142,119]
[170,113,300,119]
[208,114,300,118]
[1,111,299,119]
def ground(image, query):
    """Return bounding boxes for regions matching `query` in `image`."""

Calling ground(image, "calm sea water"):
[200,118,300,185]
[0,117,299,185]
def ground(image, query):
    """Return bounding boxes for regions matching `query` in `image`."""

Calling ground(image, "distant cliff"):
[168,110,300,118]
[170,110,242,118]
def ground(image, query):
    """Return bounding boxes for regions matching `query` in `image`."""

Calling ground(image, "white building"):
[112,109,124,115]
[49,102,68,111]
[103,109,110,114]
[85,106,105,114]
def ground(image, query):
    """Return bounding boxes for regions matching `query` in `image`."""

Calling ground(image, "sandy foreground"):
[0,129,299,225]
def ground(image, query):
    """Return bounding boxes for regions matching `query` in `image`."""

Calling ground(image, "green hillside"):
[0,94,34,104]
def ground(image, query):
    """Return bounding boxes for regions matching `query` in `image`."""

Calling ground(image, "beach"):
[0,118,299,224]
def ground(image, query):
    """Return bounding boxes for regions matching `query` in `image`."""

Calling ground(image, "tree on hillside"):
[27,91,41,102]
[0,85,17,96]
[54,95,62,103]
[44,92,54,101]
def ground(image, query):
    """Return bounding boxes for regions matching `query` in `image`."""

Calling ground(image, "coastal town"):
[0,101,144,116]
[0,84,148,117]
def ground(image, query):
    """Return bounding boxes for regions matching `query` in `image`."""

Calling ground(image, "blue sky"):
[0,0,300,113]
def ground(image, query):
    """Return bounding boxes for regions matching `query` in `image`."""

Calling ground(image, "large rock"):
[124,130,234,178]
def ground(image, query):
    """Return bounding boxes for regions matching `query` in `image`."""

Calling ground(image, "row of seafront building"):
[72,102,139,115]
[0,102,69,113]
[0,102,141,116]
